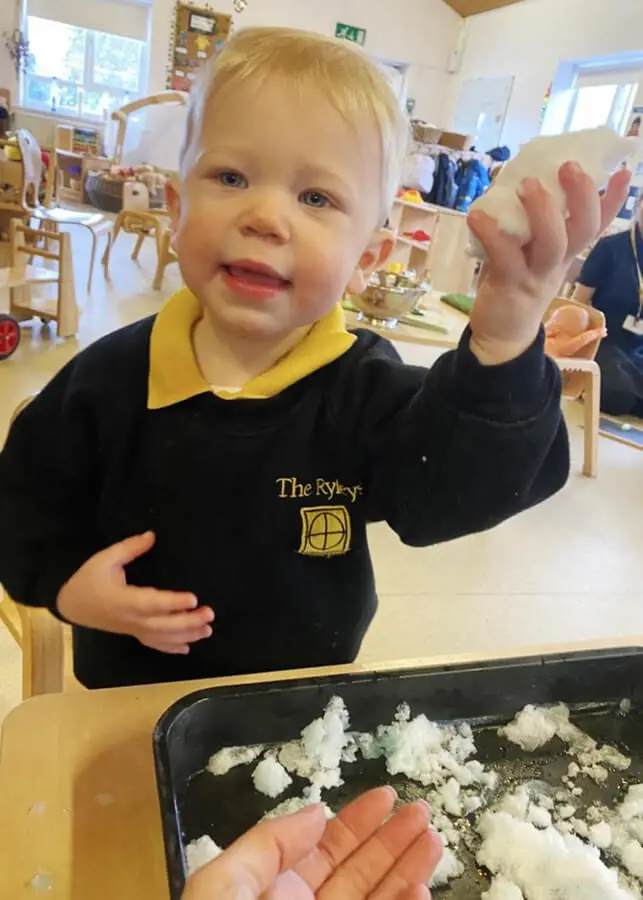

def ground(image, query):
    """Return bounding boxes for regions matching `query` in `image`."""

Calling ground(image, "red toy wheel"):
[0,314,21,360]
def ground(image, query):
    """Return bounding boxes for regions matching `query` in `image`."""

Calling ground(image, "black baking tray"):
[153,648,643,899]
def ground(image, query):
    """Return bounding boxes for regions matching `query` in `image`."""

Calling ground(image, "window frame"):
[563,77,638,135]
[20,16,148,121]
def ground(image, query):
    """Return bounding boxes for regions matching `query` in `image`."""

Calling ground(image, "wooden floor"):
[1,223,642,722]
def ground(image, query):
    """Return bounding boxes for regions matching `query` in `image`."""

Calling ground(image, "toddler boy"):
[0,28,628,688]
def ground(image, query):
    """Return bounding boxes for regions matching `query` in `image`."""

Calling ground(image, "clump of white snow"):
[428,839,464,888]
[252,756,293,798]
[263,785,335,820]
[500,703,631,784]
[483,877,525,899]
[207,744,264,776]
[278,696,350,792]
[477,810,636,899]
[186,835,223,877]
[376,705,493,792]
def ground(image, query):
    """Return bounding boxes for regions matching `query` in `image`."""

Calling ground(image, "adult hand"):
[181,787,443,900]
[467,165,631,365]
[57,531,214,654]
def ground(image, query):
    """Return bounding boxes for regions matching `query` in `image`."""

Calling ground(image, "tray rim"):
[153,646,643,898]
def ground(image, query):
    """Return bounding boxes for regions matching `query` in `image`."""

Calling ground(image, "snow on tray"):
[185,697,643,897]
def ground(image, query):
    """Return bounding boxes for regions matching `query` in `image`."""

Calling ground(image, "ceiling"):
[443,0,525,16]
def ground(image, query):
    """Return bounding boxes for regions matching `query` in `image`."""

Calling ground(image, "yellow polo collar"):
[147,287,356,409]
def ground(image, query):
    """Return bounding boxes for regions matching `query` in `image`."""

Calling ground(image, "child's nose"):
[238,195,290,243]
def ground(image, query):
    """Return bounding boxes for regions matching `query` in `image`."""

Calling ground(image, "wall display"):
[167,3,231,92]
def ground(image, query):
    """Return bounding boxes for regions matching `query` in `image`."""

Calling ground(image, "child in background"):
[0,29,629,689]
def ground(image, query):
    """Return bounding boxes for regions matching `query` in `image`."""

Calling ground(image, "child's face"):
[167,77,392,339]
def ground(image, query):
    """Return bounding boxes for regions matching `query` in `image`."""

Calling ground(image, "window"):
[22,15,146,119]
[564,71,639,134]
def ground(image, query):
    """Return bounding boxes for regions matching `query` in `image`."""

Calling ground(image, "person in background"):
[181,788,442,900]
[573,192,643,417]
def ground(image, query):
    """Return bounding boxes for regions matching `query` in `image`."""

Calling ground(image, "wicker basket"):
[85,171,165,213]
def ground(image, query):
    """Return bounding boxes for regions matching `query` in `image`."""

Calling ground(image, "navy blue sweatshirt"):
[0,294,568,688]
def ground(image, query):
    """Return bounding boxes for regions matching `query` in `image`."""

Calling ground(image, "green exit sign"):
[335,22,366,46]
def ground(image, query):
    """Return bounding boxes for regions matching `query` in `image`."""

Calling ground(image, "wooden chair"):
[0,395,66,698]
[2,218,78,338]
[153,223,178,290]
[547,296,606,478]
[102,208,176,291]
[15,129,111,294]
[102,92,186,289]
[109,91,188,166]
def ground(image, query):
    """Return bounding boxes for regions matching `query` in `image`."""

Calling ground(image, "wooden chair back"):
[9,218,78,337]
[110,91,188,166]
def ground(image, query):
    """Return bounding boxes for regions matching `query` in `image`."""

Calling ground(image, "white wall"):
[148,0,461,125]
[447,0,643,153]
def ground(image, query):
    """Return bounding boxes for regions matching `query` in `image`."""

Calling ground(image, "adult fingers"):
[183,805,327,900]
[104,530,156,566]
[294,787,397,891]
[370,830,443,900]
[520,178,567,275]
[132,587,202,616]
[396,886,431,900]
[317,801,432,900]
[467,210,525,279]
[599,167,632,233]
[560,162,601,260]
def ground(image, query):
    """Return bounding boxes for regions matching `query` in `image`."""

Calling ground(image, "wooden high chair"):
[2,218,79,338]
[0,396,67,698]
[547,296,606,478]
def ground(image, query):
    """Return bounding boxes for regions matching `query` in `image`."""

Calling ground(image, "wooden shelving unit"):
[389,199,477,296]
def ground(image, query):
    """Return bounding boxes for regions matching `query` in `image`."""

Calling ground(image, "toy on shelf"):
[544,303,607,359]
[397,189,423,204]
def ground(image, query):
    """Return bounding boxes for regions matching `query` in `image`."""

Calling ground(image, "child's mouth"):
[221,262,291,299]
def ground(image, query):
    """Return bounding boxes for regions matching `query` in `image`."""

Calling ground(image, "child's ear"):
[165,178,181,249]
[347,229,395,295]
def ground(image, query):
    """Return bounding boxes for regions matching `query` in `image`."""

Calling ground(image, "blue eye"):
[300,190,332,209]
[218,171,248,188]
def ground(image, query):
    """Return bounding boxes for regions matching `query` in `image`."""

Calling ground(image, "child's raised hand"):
[57,531,214,654]
[467,164,631,366]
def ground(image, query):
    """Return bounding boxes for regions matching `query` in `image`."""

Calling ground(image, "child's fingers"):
[145,609,214,634]
[520,178,567,275]
[560,162,601,260]
[146,623,213,644]
[133,587,200,615]
[106,530,156,566]
[140,637,191,655]
[599,167,632,233]
[467,210,524,276]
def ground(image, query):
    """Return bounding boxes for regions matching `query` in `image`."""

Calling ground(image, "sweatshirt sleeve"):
[0,360,101,617]
[339,328,569,546]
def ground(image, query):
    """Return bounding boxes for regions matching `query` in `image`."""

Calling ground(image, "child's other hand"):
[57,531,214,654]
[467,164,631,365]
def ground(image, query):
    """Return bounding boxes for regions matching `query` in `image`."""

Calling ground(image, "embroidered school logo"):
[298,506,351,557]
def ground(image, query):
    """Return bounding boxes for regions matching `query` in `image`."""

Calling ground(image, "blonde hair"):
[180,26,409,223]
